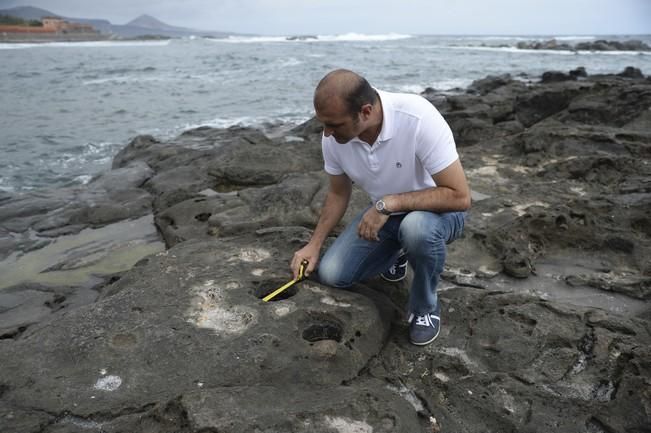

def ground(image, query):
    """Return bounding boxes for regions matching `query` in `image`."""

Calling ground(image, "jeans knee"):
[317,255,352,288]
[399,212,445,252]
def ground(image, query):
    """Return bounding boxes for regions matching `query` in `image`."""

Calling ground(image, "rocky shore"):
[512,38,651,51]
[1,67,650,432]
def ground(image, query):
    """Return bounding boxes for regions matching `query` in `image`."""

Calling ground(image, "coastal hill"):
[126,14,188,31]
[0,6,235,38]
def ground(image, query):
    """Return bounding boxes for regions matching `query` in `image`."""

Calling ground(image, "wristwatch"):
[375,199,391,215]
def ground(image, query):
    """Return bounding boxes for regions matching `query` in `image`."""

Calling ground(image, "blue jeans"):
[317,208,466,315]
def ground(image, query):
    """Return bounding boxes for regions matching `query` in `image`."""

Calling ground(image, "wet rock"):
[570,66,588,78]
[566,274,651,300]
[0,193,68,235]
[146,165,215,210]
[420,87,448,108]
[0,162,154,239]
[0,215,164,291]
[289,116,323,138]
[445,116,496,147]
[0,286,62,338]
[503,251,533,278]
[0,233,393,420]
[617,66,644,79]
[515,39,651,52]
[542,70,575,83]
[155,171,370,247]
[3,70,651,432]
[560,82,651,127]
[0,191,11,204]
[0,162,164,337]
[372,288,651,433]
[514,83,584,127]
[575,39,651,51]
[205,136,322,188]
[0,406,53,433]
[516,39,574,51]
[180,383,422,432]
[467,73,513,95]
[421,79,530,148]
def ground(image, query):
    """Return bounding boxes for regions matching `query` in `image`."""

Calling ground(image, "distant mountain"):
[0,6,54,20]
[0,6,234,38]
[126,14,188,31]
[117,14,227,38]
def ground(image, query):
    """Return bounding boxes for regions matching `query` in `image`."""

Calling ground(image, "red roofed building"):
[0,17,97,34]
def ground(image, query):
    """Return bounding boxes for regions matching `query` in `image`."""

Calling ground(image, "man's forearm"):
[385,186,471,214]
[310,190,350,247]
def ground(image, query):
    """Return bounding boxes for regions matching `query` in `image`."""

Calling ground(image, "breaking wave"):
[213,33,412,43]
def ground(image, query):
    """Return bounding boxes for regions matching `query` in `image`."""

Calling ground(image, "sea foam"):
[213,33,412,43]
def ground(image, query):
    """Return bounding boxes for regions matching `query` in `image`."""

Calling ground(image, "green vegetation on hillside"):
[0,14,42,26]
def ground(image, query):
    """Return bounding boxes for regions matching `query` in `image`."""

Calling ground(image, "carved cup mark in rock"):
[302,317,343,343]
[186,281,257,335]
[237,248,271,263]
[93,375,122,392]
[194,212,211,222]
[0,383,9,399]
[272,304,296,318]
[110,333,137,349]
[320,295,352,308]
[254,279,299,302]
[324,416,373,433]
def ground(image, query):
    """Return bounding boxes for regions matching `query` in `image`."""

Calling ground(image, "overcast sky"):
[1,0,649,35]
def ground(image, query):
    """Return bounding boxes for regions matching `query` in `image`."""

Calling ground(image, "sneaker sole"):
[380,273,407,282]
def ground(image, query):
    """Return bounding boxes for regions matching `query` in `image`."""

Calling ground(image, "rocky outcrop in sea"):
[513,38,651,51]
[1,67,650,432]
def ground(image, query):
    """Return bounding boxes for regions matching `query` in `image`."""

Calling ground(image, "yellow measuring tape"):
[263,260,308,302]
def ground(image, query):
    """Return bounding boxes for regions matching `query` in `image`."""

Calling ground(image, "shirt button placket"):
[369,147,379,170]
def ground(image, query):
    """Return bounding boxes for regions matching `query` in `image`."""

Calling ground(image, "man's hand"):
[291,242,320,280]
[357,207,389,241]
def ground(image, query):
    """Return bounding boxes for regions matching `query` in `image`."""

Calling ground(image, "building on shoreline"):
[41,17,96,34]
[0,16,101,42]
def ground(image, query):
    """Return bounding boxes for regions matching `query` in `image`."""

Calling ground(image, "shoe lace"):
[415,314,431,327]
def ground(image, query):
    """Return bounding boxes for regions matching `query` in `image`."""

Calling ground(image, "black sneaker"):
[381,252,408,282]
[409,304,441,346]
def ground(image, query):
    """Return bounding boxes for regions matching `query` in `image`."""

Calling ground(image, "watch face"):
[376,200,385,212]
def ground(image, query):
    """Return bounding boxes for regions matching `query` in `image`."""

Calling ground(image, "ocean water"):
[1,33,650,192]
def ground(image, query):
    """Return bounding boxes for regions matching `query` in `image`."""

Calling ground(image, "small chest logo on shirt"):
[396,162,402,168]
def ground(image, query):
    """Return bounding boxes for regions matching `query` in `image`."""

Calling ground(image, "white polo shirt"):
[322,90,459,202]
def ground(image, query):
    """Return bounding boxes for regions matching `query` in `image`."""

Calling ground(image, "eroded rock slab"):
[2,68,650,433]
[0,232,393,427]
[0,161,164,338]
[369,288,651,433]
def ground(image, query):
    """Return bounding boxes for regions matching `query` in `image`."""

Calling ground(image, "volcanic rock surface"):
[513,39,651,52]
[1,67,650,432]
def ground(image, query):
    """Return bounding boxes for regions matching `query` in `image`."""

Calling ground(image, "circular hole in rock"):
[111,333,137,348]
[302,320,343,343]
[195,212,212,222]
[254,279,299,302]
[0,383,9,398]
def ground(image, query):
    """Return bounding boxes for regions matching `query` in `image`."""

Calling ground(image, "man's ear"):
[360,104,373,120]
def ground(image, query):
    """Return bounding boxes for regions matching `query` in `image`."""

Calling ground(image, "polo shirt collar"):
[349,89,393,145]
[376,89,394,142]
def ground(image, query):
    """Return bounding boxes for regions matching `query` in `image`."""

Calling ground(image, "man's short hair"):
[314,69,379,117]
[342,75,378,116]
